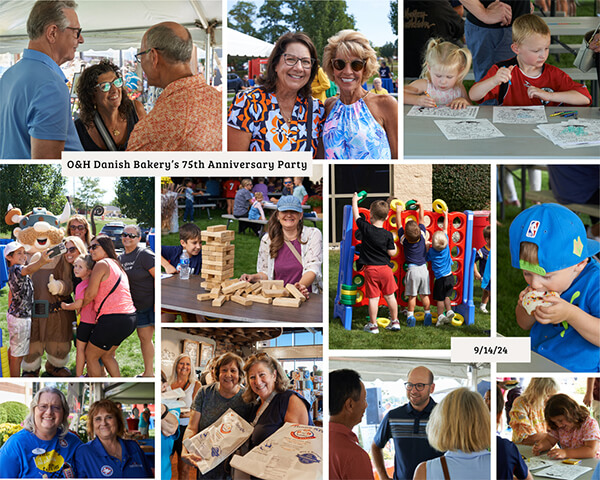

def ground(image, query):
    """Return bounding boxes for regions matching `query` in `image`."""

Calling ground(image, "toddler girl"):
[61,254,96,377]
[248,192,266,221]
[404,38,472,109]
[532,393,600,459]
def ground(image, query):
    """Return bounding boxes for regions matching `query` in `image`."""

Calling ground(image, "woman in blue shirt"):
[76,399,153,478]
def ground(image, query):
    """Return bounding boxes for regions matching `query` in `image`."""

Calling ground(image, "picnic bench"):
[177,202,216,219]
[222,214,268,236]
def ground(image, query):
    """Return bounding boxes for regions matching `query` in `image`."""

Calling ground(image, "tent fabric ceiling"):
[103,382,155,403]
[227,28,274,57]
[0,0,222,54]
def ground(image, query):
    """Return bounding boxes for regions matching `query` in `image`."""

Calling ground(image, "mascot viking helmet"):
[5,202,70,252]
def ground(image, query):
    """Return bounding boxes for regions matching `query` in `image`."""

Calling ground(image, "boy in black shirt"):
[352,193,400,334]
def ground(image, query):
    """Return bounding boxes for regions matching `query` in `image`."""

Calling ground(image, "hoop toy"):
[390,199,404,212]
[377,317,391,328]
[405,200,418,211]
[388,214,397,228]
[451,313,465,326]
[356,290,364,303]
[391,260,399,273]
[405,215,417,224]
[353,275,365,287]
[357,191,368,204]
[433,199,448,213]
[414,311,425,321]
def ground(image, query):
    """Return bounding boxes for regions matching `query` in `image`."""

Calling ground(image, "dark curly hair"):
[259,32,319,100]
[76,59,134,126]
[545,394,590,431]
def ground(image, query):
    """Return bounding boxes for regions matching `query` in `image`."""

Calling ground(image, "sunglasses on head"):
[95,77,124,92]
[332,59,366,72]
[121,233,139,238]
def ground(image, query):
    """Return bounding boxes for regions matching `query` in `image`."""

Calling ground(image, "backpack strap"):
[440,456,451,480]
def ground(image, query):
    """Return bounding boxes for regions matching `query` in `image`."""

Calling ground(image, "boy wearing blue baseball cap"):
[509,203,600,372]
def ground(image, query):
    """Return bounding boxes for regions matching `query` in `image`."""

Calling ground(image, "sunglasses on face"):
[282,53,315,69]
[64,26,82,39]
[121,233,139,238]
[95,77,124,92]
[332,58,366,72]
[69,224,86,231]
[89,244,101,251]
[66,246,79,254]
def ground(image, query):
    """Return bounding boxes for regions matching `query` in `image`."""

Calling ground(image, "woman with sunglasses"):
[66,214,91,246]
[321,30,398,159]
[82,235,136,377]
[75,59,146,151]
[228,32,325,158]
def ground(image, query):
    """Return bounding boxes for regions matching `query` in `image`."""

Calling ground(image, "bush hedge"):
[432,164,491,213]
[0,402,28,424]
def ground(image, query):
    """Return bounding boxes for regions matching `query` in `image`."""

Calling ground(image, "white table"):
[517,444,599,480]
[542,16,599,36]
[497,350,570,373]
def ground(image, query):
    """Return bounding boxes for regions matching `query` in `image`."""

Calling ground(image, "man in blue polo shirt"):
[0,0,84,159]
[371,366,442,480]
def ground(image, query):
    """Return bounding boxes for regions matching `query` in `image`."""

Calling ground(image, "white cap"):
[3,241,24,259]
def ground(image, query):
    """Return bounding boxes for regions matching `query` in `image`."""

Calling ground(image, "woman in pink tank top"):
[83,235,137,377]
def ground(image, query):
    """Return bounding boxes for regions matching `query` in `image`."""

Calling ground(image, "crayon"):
[424,91,437,108]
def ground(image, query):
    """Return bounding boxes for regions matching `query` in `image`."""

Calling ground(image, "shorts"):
[433,274,455,302]
[140,425,149,435]
[89,313,136,351]
[6,313,31,357]
[404,264,430,297]
[136,307,155,328]
[76,322,95,343]
[364,265,398,298]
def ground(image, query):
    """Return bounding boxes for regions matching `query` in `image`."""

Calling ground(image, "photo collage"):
[0,1,598,479]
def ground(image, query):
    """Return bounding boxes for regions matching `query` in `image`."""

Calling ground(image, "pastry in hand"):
[522,290,560,315]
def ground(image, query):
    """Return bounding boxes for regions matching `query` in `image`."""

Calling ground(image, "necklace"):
[112,128,120,137]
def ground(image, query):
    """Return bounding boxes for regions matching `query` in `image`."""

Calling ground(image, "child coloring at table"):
[4,242,51,377]
[496,385,533,480]
[248,191,266,221]
[469,14,592,106]
[426,210,456,326]
[509,203,600,372]
[60,254,95,377]
[352,193,400,333]
[533,394,600,459]
[398,202,433,327]
[404,38,472,109]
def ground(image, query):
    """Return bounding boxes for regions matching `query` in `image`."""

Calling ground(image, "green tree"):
[389,0,398,36]
[379,41,397,60]
[229,1,258,36]
[75,178,105,217]
[257,0,290,44]
[0,165,66,235]
[115,177,154,224]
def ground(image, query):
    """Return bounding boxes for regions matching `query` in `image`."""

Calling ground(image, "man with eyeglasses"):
[0,0,84,159]
[371,366,443,480]
[126,22,221,151]
[269,177,294,204]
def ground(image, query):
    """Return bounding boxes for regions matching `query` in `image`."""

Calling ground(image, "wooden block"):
[209,287,221,299]
[222,279,239,287]
[260,280,284,289]
[212,295,226,307]
[231,295,252,306]
[263,288,287,298]
[202,267,235,276]
[203,258,234,268]
[247,294,273,304]
[286,283,307,302]
[272,297,302,308]
[201,230,235,242]
[196,293,212,301]
[202,244,234,253]
[207,225,227,232]
[222,280,250,294]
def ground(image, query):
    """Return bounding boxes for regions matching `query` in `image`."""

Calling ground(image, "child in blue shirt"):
[426,210,456,327]
[398,202,432,326]
[248,192,266,221]
[181,178,205,222]
[509,203,600,372]
[160,223,203,275]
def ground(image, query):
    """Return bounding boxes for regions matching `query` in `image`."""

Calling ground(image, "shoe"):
[45,363,72,377]
[364,323,379,334]
[479,305,489,314]
[446,310,456,323]
[407,315,416,327]
[386,320,401,331]
[436,313,447,327]
[424,312,432,326]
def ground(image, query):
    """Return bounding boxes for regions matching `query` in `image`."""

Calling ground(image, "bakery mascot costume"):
[5,203,75,377]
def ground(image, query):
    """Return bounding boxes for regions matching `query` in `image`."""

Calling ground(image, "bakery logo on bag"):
[211,446,222,458]
[100,465,114,477]
[526,220,540,238]
[297,452,321,464]
[220,423,232,434]
[290,428,316,440]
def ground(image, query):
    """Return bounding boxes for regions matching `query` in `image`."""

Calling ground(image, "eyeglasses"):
[135,47,161,62]
[37,404,62,413]
[282,53,315,69]
[89,244,101,251]
[404,382,432,391]
[95,77,124,92]
[66,246,79,254]
[65,26,82,39]
[121,233,139,238]
[283,181,292,184]
[332,58,366,72]
[69,224,86,231]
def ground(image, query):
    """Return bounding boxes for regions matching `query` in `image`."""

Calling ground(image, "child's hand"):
[533,295,573,325]
[449,97,470,110]
[60,302,68,310]
[527,86,552,102]
[494,65,515,86]
[164,263,177,275]
[547,448,567,460]
[474,271,483,280]
[416,94,437,108]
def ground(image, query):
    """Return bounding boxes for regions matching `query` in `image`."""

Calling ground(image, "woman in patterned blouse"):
[228,32,325,158]
[509,378,558,445]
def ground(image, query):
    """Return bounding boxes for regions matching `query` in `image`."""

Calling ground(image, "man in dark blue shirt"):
[371,366,442,480]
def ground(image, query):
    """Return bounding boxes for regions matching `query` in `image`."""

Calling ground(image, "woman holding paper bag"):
[243,352,313,449]
[182,353,254,479]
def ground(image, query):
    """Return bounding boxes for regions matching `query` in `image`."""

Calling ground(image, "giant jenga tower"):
[200,225,235,289]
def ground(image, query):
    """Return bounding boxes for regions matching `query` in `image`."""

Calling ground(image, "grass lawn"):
[329,250,491,349]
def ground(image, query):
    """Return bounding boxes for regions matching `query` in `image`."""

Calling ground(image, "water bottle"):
[179,250,190,280]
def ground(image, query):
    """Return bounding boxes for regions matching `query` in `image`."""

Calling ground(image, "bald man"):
[371,366,442,480]
[127,22,221,151]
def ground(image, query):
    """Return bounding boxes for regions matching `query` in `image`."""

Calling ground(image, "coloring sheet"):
[525,456,554,471]
[493,106,548,124]
[534,464,592,480]
[535,119,600,148]
[434,119,505,140]
[407,105,479,119]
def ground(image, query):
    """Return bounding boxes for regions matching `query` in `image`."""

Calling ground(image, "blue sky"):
[226,0,397,48]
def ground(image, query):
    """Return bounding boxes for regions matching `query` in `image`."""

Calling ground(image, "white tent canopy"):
[0,0,222,53]
[227,27,274,57]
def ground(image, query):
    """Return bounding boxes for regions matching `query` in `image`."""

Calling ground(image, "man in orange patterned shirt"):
[127,22,221,151]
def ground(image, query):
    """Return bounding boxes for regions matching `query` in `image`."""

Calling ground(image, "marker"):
[424,91,437,108]
[550,112,563,117]
[559,111,577,116]
[562,113,576,118]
